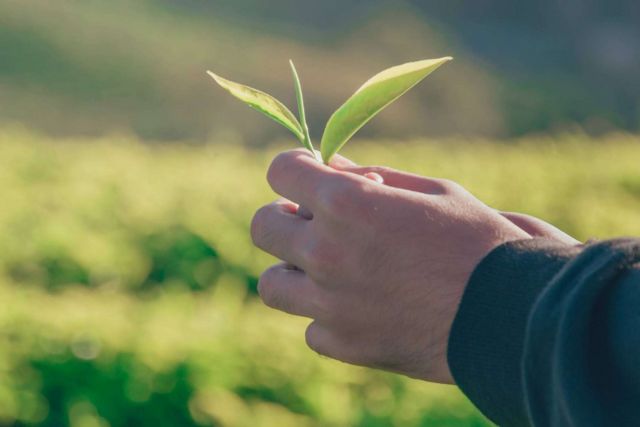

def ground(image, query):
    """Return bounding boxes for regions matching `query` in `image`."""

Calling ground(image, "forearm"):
[448,238,640,426]
[604,265,640,405]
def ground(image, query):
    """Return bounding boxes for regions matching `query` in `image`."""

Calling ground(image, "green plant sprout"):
[207,57,452,164]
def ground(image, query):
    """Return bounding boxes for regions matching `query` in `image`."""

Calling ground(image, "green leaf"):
[320,57,452,163]
[288,60,316,156]
[207,71,305,143]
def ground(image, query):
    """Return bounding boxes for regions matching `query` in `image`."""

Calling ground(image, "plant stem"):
[289,60,320,161]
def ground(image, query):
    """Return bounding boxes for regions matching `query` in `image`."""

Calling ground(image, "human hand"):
[498,211,579,245]
[333,157,579,247]
[251,149,531,383]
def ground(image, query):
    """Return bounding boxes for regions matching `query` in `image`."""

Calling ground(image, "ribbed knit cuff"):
[447,238,582,426]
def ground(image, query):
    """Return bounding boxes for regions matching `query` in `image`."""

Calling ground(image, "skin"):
[251,149,579,384]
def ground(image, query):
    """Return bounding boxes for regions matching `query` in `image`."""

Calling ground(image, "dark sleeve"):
[447,238,640,426]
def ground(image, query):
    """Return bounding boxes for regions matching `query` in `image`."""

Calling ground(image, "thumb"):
[331,157,579,245]
[500,212,580,245]
[333,163,447,195]
[327,153,357,168]
[328,154,385,184]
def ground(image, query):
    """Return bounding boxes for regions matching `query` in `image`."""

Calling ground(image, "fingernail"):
[297,205,314,219]
[364,172,384,184]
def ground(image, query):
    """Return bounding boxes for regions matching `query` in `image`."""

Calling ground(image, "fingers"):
[297,204,314,220]
[295,153,379,220]
[259,265,361,363]
[327,153,357,168]
[363,172,384,184]
[334,164,448,195]
[258,264,362,362]
[267,149,345,211]
[258,263,320,318]
[500,212,580,244]
[295,171,382,220]
[268,149,379,220]
[251,199,309,266]
[305,321,360,364]
[305,321,335,357]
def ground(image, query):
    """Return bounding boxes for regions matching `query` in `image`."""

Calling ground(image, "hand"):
[499,211,579,245]
[251,149,531,384]
[333,157,579,247]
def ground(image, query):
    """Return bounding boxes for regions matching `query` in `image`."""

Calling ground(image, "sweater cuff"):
[447,238,582,425]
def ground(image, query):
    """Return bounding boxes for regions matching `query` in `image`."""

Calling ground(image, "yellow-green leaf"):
[320,57,452,163]
[207,71,305,142]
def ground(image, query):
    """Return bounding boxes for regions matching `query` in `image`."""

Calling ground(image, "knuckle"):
[250,205,270,247]
[301,241,326,273]
[312,291,337,320]
[436,178,463,194]
[257,269,279,308]
[267,150,308,187]
[318,177,361,215]
[305,322,327,355]
[366,165,391,175]
[301,240,339,278]
[267,151,294,186]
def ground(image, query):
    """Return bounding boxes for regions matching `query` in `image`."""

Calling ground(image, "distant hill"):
[0,0,638,141]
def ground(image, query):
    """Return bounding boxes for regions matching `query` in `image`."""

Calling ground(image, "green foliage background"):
[0,127,639,426]
[1,1,638,425]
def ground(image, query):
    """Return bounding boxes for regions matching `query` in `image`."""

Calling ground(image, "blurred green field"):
[0,127,639,426]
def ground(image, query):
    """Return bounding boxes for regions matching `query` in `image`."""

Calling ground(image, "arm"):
[450,238,640,426]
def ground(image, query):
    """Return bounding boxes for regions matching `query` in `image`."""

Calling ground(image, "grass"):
[0,127,638,426]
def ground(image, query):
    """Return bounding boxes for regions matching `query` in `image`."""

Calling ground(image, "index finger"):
[267,149,343,211]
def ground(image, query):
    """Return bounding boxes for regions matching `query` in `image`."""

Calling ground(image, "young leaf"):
[320,57,453,164]
[206,71,305,143]
[288,60,316,156]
